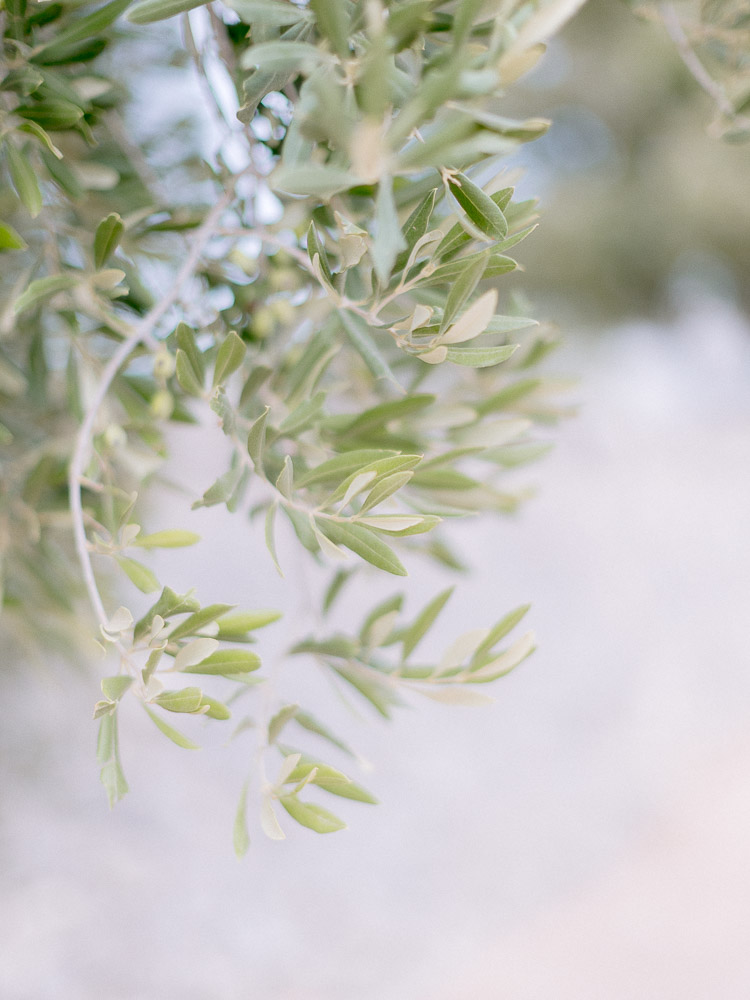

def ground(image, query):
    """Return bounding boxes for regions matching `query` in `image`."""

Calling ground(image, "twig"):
[209,5,239,80]
[659,3,737,119]
[216,225,313,270]
[68,181,240,629]
[182,10,239,136]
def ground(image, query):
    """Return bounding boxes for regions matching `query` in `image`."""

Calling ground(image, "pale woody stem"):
[659,2,749,126]
[68,181,240,629]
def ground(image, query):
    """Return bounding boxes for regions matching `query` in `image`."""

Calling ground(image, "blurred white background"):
[3,296,750,998]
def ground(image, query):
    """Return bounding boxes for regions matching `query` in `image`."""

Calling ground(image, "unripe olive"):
[253,306,276,339]
[272,299,295,326]
[150,389,174,420]
[153,350,175,380]
[268,268,297,292]
[103,423,126,450]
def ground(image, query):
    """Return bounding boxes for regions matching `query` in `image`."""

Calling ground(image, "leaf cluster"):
[0,0,576,844]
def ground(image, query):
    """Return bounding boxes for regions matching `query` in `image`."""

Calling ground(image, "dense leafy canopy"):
[1,0,740,846]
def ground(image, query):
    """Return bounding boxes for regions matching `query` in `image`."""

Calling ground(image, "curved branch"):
[659,3,743,122]
[68,181,240,628]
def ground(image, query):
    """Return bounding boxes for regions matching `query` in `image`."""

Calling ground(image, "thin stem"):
[659,3,747,124]
[216,226,313,270]
[69,181,240,628]
[370,268,426,320]
[94,303,161,353]
[230,431,372,526]
[182,11,239,137]
[209,6,240,82]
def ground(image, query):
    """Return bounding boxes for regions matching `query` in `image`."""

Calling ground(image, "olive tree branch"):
[68,181,240,629]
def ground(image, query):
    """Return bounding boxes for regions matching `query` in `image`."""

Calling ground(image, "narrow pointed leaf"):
[199,695,232,720]
[359,593,403,644]
[316,519,407,576]
[268,704,299,743]
[37,0,131,51]
[247,406,270,471]
[341,395,434,436]
[436,188,514,260]
[468,631,536,682]
[14,274,77,314]
[332,664,399,718]
[418,252,516,288]
[233,781,251,857]
[134,530,200,549]
[402,588,454,658]
[175,349,204,397]
[143,705,200,749]
[182,649,261,675]
[309,0,350,58]
[153,687,204,713]
[97,713,116,764]
[168,604,235,641]
[445,344,518,368]
[307,223,333,285]
[293,710,355,756]
[357,514,438,535]
[128,0,209,24]
[276,455,293,499]
[217,610,281,636]
[0,221,27,250]
[279,795,346,833]
[278,391,326,436]
[6,144,42,218]
[175,322,204,382]
[296,450,396,489]
[16,101,83,130]
[133,587,200,642]
[359,471,413,513]
[394,188,438,272]
[260,794,286,840]
[213,331,246,387]
[272,164,356,197]
[265,502,282,575]
[173,637,219,671]
[441,289,498,344]
[439,255,489,334]
[409,685,495,706]
[101,675,133,701]
[445,172,508,241]
[325,459,419,501]
[281,752,377,804]
[100,758,129,807]
[372,177,406,285]
[192,466,243,509]
[94,213,124,269]
[242,40,329,73]
[116,556,159,594]
[228,0,312,25]
[339,311,400,386]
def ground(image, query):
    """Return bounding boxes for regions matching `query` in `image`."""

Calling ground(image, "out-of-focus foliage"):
[505,0,750,320]
[1,0,575,846]
[638,0,750,141]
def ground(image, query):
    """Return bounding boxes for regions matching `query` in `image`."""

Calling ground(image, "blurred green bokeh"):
[506,0,750,324]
